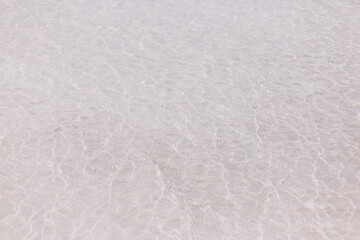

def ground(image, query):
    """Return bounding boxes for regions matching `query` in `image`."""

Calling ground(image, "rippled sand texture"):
[1,0,360,239]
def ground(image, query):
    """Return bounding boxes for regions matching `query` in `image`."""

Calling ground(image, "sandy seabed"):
[0,0,360,239]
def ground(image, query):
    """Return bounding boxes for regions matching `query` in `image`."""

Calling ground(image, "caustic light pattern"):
[0,0,360,239]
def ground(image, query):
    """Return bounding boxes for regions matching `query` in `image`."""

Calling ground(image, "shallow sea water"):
[1,0,360,239]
